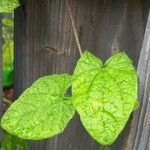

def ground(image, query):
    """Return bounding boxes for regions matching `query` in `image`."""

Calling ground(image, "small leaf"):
[2,19,14,28]
[0,132,28,150]
[0,0,20,13]
[1,74,75,140]
[72,51,138,145]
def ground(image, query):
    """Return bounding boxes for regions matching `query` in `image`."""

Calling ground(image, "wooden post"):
[136,11,150,150]
[14,0,150,149]
[123,11,150,150]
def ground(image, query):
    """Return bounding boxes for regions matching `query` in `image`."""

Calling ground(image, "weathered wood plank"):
[122,11,150,150]
[14,0,150,149]
[14,5,26,98]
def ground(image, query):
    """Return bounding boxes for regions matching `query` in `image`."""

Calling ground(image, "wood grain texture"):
[123,11,150,150]
[137,11,150,150]
[14,0,150,149]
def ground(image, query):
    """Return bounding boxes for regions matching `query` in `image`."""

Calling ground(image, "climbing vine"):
[0,0,139,148]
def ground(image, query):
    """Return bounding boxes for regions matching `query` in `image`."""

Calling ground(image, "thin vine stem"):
[65,0,83,56]
[3,98,12,105]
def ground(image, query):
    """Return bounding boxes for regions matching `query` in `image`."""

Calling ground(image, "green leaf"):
[2,41,14,67]
[2,19,14,28]
[1,74,75,140]
[0,132,28,150]
[2,41,14,87]
[2,15,14,88]
[0,0,20,13]
[72,51,138,145]
[3,65,13,88]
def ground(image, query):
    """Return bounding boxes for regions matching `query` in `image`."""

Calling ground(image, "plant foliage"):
[2,17,14,87]
[0,132,28,150]
[1,51,138,145]
[0,0,19,13]
[72,51,138,145]
[1,74,75,140]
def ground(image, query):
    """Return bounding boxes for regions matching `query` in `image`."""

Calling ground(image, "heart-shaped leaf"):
[72,51,138,145]
[1,74,75,140]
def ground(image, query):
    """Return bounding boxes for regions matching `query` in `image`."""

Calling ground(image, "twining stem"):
[66,0,83,56]
[3,98,12,105]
